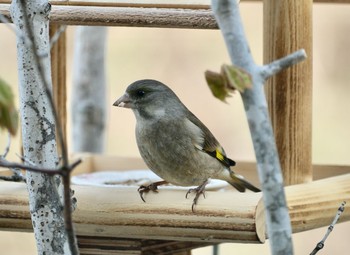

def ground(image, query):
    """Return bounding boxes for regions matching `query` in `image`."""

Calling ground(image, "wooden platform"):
[0,155,349,254]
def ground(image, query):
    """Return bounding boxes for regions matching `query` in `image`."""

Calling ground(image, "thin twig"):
[16,153,36,166]
[310,201,346,255]
[260,49,307,81]
[1,132,11,158]
[0,168,26,182]
[50,25,67,50]
[0,134,26,182]
[0,158,82,176]
[0,12,32,49]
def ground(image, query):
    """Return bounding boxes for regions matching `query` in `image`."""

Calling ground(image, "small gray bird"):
[113,79,260,211]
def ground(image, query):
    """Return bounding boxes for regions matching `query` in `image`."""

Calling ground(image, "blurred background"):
[0,2,349,254]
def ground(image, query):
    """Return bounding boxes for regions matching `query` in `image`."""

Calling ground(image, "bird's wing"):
[185,111,236,168]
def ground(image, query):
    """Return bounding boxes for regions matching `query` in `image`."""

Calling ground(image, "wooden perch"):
[1,0,350,6]
[0,182,265,243]
[287,174,350,233]
[0,4,217,29]
[0,162,350,242]
[1,1,350,29]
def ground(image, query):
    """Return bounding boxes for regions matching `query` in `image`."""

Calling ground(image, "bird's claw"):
[138,183,159,202]
[137,180,168,202]
[185,180,208,212]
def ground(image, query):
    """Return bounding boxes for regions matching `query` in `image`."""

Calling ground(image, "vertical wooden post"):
[263,0,313,185]
[50,24,67,149]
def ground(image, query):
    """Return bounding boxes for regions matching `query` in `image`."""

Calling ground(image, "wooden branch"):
[0,182,266,243]
[264,0,313,185]
[0,4,217,29]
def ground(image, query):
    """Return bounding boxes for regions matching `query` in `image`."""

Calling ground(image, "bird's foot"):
[185,180,208,212]
[138,180,168,202]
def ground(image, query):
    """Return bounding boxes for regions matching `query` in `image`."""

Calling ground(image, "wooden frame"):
[1,0,350,254]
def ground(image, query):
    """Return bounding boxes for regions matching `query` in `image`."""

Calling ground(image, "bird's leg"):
[185,180,209,212]
[138,180,168,202]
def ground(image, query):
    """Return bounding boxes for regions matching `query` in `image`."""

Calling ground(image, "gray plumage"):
[113,79,260,196]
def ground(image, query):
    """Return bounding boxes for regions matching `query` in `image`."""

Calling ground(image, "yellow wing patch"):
[206,148,236,167]
[215,149,225,162]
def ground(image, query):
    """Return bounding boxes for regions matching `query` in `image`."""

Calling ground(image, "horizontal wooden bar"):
[1,0,349,29]
[51,6,217,28]
[0,4,218,29]
[286,173,350,233]
[0,0,349,6]
[50,0,211,9]
[1,172,350,241]
[0,182,266,243]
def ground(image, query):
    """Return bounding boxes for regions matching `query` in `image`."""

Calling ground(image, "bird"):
[113,79,260,211]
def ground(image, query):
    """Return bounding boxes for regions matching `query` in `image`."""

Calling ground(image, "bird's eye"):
[136,90,145,97]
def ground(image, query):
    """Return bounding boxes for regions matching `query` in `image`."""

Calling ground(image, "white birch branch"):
[10,0,75,254]
[309,201,346,255]
[211,0,307,254]
[71,26,107,153]
[260,49,307,81]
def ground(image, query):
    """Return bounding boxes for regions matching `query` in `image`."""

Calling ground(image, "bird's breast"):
[135,119,223,186]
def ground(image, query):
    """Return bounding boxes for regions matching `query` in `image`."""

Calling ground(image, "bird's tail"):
[228,171,260,192]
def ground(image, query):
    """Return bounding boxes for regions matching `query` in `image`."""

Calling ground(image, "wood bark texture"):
[10,0,70,254]
[0,4,218,29]
[71,26,107,153]
[264,0,313,185]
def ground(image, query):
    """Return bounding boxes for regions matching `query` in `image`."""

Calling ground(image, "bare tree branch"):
[50,25,67,50]
[0,158,82,176]
[310,201,346,255]
[0,12,32,49]
[0,134,25,182]
[0,170,25,182]
[210,0,307,254]
[260,49,307,81]
[8,0,80,254]
[1,132,11,158]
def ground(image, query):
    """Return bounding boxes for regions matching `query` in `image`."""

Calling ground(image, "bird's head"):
[113,79,183,119]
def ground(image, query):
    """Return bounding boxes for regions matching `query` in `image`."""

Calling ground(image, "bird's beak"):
[113,93,132,108]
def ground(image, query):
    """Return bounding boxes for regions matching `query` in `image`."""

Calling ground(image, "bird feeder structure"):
[0,0,350,254]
